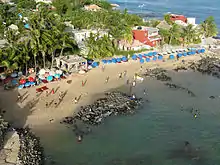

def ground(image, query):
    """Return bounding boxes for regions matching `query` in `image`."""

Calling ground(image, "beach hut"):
[132,55,138,60]
[152,56,157,61]
[139,58,144,64]
[158,55,163,60]
[146,58,151,62]
[169,55,175,59]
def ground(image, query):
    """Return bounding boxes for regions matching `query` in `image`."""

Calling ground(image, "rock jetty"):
[164,83,196,97]
[143,68,172,81]
[16,128,44,165]
[62,91,142,126]
[189,57,220,78]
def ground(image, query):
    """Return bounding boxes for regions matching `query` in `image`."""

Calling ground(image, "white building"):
[187,18,196,25]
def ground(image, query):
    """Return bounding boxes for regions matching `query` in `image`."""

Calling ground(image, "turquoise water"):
[35,71,220,165]
[109,0,220,29]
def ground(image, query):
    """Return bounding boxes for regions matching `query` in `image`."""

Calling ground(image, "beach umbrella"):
[148,52,153,57]
[107,60,112,64]
[112,58,117,63]
[56,70,63,75]
[138,54,142,59]
[122,56,128,62]
[30,81,36,86]
[132,55,137,60]
[183,52,187,56]
[158,55,163,60]
[177,53,182,58]
[0,74,6,80]
[153,56,157,61]
[169,55,175,59]
[39,69,46,75]
[19,79,26,84]
[102,59,107,64]
[49,71,55,76]
[18,72,23,77]
[18,84,24,89]
[153,52,158,56]
[38,75,45,80]
[146,58,150,62]
[139,58,144,64]
[24,24,29,29]
[54,74,61,78]
[116,58,122,63]
[187,52,192,55]
[11,79,18,85]
[11,73,17,78]
[28,76,35,82]
[24,82,31,87]
[47,75,53,82]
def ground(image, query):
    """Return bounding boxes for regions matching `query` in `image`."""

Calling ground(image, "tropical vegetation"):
[0,0,218,73]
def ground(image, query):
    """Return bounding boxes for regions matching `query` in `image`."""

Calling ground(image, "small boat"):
[77,135,82,143]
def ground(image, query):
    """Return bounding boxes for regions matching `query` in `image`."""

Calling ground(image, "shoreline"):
[0,54,204,129]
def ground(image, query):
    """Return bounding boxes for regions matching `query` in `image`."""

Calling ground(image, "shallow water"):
[34,71,220,165]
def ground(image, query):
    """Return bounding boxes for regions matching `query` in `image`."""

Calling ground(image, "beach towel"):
[36,88,43,93]
[41,86,48,90]
[42,79,48,83]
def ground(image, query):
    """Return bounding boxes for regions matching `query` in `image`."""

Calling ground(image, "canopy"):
[11,73,17,78]
[28,77,35,82]
[20,79,26,84]
[47,75,53,82]
[39,69,46,75]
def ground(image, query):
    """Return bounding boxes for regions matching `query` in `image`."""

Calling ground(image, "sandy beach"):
[0,55,202,128]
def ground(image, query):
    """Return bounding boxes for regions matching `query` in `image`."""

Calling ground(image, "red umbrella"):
[28,77,35,82]
[20,79,26,84]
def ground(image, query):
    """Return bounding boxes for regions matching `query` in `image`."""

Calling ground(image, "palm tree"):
[182,24,196,46]
[201,16,218,38]
[168,23,180,45]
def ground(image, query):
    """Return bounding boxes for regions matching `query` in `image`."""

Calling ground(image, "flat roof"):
[133,26,159,33]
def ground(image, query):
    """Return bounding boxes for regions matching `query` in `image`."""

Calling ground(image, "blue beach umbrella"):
[152,56,157,61]
[153,52,158,56]
[107,60,112,64]
[138,54,142,59]
[122,56,128,62]
[54,74,61,78]
[139,58,144,64]
[30,82,35,86]
[132,55,137,60]
[18,84,24,89]
[11,79,18,85]
[177,53,182,58]
[87,60,94,65]
[47,76,53,82]
[187,52,192,55]
[146,58,150,62]
[24,24,29,29]
[25,82,31,87]
[102,59,107,64]
[169,55,175,59]
[183,52,187,56]
[148,52,153,57]
[112,58,117,63]
[116,58,122,63]
[158,55,163,60]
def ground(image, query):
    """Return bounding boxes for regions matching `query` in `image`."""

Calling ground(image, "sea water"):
[109,0,220,29]
[34,71,220,165]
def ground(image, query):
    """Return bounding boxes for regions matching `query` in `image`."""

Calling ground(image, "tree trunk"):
[34,55,37,73]
[169,34,173,45]
[51,51,55,69]
[60,48,64,57]
[42,52,46,68]
[25,63,28,76]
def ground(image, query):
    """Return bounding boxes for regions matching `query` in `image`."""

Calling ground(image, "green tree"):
[201,16,218,38]
[168,23,180,45]
[15,0,37,9]
[164,14,173,25]
[182,24,196,45]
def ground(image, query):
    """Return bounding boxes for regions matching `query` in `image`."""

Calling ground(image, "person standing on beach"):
[105,76,109,83]
[132,80,136,87]
[118,73,122,79]
[102,65,105,72]
[123,70,127,77]
[126,79,130,85]
[74,97,78,104]
[17,93,21,102]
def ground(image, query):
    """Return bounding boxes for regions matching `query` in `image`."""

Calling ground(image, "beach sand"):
[0,55,202,129]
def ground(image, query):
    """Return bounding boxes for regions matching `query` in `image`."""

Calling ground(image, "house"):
[84,4,101,11]
[118,39,151,51]
[170,14,187,23]
[132,26,161,47]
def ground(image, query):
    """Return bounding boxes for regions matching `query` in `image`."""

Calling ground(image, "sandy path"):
[0,55,201,128]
